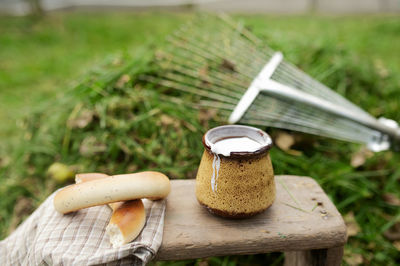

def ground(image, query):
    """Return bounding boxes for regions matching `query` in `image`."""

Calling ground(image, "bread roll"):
[74,172,146,247]
[106,199,146,248]
[54,171,170,214]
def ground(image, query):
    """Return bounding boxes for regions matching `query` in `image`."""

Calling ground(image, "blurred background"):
[1,1,400,265]
[2,0,400,15]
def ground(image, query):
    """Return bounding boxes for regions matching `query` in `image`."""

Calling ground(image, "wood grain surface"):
[157,175,347,260]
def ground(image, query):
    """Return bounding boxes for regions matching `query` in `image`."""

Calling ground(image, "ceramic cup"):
[195,125,275,218]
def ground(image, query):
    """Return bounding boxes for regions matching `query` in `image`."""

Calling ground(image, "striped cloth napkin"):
[0,193,166,266]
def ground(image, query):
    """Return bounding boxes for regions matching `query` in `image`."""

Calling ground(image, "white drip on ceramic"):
[211,153,221,192]
[207,136,263,193]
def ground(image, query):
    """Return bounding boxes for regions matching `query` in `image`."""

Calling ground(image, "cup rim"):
[202,124,273,159]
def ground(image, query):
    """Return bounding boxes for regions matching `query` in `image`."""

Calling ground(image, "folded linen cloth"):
[0,193,166,265]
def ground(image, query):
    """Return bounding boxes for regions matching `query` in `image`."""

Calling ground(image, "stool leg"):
[284,246,344,266]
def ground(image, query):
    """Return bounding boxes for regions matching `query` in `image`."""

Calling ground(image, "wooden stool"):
[156,176,347,266]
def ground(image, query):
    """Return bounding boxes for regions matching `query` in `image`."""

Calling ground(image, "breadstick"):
[54,171,170,214]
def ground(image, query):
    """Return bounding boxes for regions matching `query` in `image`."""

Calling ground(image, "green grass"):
[0,12,187,140]
[1,12,400,265]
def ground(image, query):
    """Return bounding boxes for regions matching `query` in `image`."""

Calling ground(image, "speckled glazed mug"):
[195,125,275,218]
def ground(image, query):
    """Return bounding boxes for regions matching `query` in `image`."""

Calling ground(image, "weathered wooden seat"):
[156,175,347,266]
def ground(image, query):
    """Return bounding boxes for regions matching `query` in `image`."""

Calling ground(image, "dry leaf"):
[374,59,390,78]
[275,132,295,150]
[159,115,180,129]
[344,211,361,237]
[115,74,131,89]
[382,193,400,206]
[383,222,400,241]
[182,120,197,132]
[67,109,94,129]
[199,65,211,86]
[274,132,302,156]
[197,259,209,266]
[198,65,209,78]
[344,252,363,266]
[160,114,175,126]
[351,147,373,168]
[286,149,302,156]
[393,241,400,251]
[127,164,138,173]
[220,59,236,72]
[79,136,107,157]
[198,108,218,121]
[0,155,11,168]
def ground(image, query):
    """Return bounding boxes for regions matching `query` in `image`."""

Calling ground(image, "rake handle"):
[261,80,400,150]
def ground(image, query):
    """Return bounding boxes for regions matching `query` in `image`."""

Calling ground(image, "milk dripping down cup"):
[195,125,275,218]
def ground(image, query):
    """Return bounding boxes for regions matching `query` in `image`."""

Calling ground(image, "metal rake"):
[144,14,400,151]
